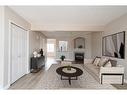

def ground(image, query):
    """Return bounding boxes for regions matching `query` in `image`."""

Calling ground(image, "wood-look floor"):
[9,69,46,89]
[9,57,56,89]
[9,57,84,89]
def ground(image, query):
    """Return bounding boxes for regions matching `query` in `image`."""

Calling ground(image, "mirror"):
[74,37,85,49]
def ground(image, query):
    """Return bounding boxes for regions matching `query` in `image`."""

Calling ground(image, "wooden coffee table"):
[56,66,83,85]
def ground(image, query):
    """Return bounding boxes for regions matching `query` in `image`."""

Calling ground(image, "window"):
[59,41,68,51]
[47,43,54,52]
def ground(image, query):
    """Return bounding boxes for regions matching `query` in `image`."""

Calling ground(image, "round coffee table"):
[56,66,83,85]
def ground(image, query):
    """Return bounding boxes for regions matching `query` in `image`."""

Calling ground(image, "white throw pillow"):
[99,57,109,67]
[103,61,112,67]
[93,58,101,66]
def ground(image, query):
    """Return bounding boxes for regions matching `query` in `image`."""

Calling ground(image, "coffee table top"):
[56,66,83,77]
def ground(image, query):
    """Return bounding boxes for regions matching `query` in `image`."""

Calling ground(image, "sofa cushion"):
[98,57,109,67]
[93,57,101,66]
[109,59,117,67]
[84,63,100,77]
[103,61,112,67]
[92,56,100,63]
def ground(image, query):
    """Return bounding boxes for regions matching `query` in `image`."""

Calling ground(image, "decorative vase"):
[33,51,38,58]
[40,49,43,56]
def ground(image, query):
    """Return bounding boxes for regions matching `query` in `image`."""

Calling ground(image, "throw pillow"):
[108,59,117,67]
[93,57,101,66]
[103,61,112,67]
[92,56,101,64]
[98,57,109,67]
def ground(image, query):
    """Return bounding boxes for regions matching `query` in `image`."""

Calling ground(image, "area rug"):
[33,64,116,89]
[111,83,127,89]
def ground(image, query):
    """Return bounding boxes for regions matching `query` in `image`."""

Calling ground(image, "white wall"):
[29,31,47,57]
[91,32,102,58]
[3,7,31,88]
[103,13,127,80]
[0,6,4,89]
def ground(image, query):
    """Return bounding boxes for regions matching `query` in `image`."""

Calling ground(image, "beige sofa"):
[84,58,124,84]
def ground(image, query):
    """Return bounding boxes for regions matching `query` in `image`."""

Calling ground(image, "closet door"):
[11,24,19,83]
[17,26,23,79]
[11,24,27,84]
[21,28,27,76]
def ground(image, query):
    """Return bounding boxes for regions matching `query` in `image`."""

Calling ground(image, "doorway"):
[46,39,57,69]
[47,39,56,57]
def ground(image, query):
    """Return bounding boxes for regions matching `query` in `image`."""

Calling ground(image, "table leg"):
[69,77,71,85]
[61,75,62,80]
[122,74,124,85]
[101,74,103,84]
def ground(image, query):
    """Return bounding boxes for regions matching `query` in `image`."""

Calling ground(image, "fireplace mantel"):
[73,48,85,53]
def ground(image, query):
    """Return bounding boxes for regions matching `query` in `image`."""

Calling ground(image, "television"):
[102,31,125,59]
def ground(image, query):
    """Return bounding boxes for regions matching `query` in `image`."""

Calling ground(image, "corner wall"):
[0,6,4,89]
[29,31,47,57]
[3,6,31,88]
[103,13,127,80]
[91,32,102,58]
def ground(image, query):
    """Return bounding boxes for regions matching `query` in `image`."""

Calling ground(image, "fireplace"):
[75,53,84,63]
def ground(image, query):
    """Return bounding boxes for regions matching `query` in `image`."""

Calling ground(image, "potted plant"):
[67,65,71,70]
[60,55,65,61]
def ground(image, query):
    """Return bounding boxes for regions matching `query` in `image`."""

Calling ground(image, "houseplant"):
[60,55,65,61]
[67,65,71,70]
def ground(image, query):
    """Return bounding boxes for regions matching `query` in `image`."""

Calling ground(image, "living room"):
[0,4,127,92]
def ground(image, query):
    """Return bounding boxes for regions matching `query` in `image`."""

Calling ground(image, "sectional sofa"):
[84,57,124,84]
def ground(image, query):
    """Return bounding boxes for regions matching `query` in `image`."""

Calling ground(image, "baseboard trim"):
[26,70,30,74]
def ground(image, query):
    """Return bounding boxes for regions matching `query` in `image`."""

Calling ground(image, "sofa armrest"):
[99,67,124,84]
[100,67,124,74]
[84,58,93,64]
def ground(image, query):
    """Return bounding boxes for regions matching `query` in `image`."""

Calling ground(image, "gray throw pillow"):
[103,60,112,67]
[108,59,117,67]
[98,57,109,66]
[92,56,101,64]
[103,59,117,67]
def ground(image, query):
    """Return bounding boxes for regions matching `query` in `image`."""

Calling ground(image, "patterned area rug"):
[33,64,116,89]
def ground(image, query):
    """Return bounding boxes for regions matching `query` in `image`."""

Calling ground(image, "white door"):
[21,28,27,76]
[11,23,27,84]
[11,24,19,83]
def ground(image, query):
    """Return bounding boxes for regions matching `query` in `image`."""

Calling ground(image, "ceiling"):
[10,6,127,31]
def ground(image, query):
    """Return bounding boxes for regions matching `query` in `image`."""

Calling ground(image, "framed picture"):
[102,31,125,59]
